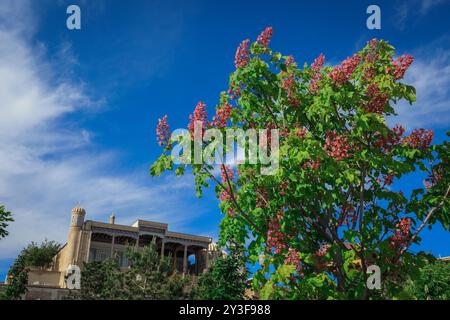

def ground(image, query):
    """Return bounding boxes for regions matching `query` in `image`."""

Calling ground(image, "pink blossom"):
[257,26,273,48]
[390,218,411,250]
[220,164,234,183]
[402,128,434,150]
[337,204,356,227]
[295,127,308,139]
[284,248,302,272]
[156,115,171,147]
[329,54,361,85]
[365,83,388,114]
[235,39,250,69]
[282,73,300,106]
[302,160,320,171]
[383,174,394,186]
[267,213,289,255]
[324,131,351,161]
[391,54,414,80]
[375,124,405,153]
[285,55,295,67]
[310,54,325,93]
[365,38,380,63]
[311,53,325,71]
[424,167,443,190]
[188,101,208,138]
[212,102,233,128]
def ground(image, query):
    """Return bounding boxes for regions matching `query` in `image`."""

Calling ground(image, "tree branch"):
[398,184,450,257]
[203,166,263,235]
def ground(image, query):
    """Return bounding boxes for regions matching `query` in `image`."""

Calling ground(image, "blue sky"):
[0,0,449,280]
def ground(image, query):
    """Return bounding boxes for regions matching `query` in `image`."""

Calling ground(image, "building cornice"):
[84,219,212,245]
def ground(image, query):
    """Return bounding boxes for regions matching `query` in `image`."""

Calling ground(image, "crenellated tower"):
[62,206,86,269]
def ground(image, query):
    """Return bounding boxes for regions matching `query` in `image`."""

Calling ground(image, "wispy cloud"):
[389,37,450,130]
[419,0,448,13]
[0,0,215,266]
[393,0,448,31]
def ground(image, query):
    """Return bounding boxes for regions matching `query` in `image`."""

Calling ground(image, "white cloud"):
[0,1,216,263]
[389,40,450,130]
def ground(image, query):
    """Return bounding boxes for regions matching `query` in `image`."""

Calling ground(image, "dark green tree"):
[67,242,192,300]
[2,255,29,300]
[66,259,123,300]
[2,240,61,300]
[151,29,450,299]
[410,260,450,300]
[194,247,248,300]
[21,240,61,268]
[0,205,13,239]
[122,243,173,299]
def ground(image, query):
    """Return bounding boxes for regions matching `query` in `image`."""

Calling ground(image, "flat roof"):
[85,219,211,244]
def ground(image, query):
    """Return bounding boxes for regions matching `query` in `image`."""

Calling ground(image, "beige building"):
[23,206,217,298]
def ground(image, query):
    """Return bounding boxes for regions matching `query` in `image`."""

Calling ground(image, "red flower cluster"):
[256,187,269,208]
[424,167,443,190]
[228,83,241,100]
[295,127,308,139]
[314,244,329,257]
[267,213,287,255]
[279,127,290,139]
[219,165,235,216]
[302,159,320,171]
[284,248,302,272]
[325,131,351,161]
[390,218,411,249]
[374,124,405,153]
[311,53,325,70]
[383,174,394,186]
[363,67,376,82]
[156,115,171,147]
[188,101,208,138]
[310,54,325,93]
[259,123,277,149]
[329,54,361,85]
[212,102,233,128]
[257,26,273,48]
[219,189,231,201]
[285,55,296,68]
[282,73,300,106]
[391,54,414,80]
[221,164,234,183]
[278,180,289,197]
[365,39,380,63]
[365,83,388,114]
[235,39,250,69]
[402,128,434,150]
[337,204,357,227]
[281,74,295,91]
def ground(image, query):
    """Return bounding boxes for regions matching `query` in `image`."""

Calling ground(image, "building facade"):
[26,206,217,295]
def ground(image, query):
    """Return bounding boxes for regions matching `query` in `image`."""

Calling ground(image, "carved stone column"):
[195,250,198,275]
[173,248,177,272]
[205,248,209,272]
[111,234,115,258]
[160,240,165,258]
[183,244,188,276]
